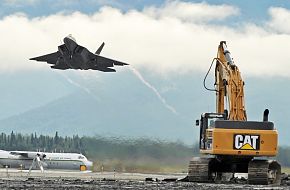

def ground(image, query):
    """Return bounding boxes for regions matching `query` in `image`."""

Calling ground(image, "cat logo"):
[234,134,260,150]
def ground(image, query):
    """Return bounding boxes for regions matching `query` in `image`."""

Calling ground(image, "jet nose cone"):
[63,35,78,52]
[64,34,76,43]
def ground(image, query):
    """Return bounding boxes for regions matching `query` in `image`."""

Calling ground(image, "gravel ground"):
[0,178,289,190]
[0,169,288,189]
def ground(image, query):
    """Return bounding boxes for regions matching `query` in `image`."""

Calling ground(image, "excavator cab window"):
[198,113,226,149]
[208,119,216,128]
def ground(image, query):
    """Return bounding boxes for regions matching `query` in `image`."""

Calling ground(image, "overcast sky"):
[0,0,290,77]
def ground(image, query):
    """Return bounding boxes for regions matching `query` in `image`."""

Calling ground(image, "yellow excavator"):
[187,41,281,185]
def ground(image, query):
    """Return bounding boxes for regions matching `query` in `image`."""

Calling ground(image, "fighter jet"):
[30,35,128,72]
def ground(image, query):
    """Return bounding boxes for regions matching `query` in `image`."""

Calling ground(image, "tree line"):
[0,131,84,153]
[0,131,289,167]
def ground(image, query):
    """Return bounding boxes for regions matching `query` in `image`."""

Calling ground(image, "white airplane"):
[0,150,93,171]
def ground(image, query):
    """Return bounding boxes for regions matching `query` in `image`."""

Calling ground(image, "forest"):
[0,131,289,172]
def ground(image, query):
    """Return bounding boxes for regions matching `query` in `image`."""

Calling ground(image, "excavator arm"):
[215,41,247,121]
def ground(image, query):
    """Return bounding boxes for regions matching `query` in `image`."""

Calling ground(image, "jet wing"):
[95,55,129,67]
[30,51,61,64]
[95,67,116,72]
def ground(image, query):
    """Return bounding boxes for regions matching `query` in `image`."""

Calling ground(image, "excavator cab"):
[197,113,226,150]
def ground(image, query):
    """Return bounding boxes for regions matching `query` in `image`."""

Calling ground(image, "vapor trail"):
[57,71,100,101]
[128,66,178,115]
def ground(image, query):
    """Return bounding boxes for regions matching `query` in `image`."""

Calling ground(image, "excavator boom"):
[215,41,247,120]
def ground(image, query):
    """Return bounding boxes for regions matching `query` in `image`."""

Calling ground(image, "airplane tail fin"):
[95,42,105,55]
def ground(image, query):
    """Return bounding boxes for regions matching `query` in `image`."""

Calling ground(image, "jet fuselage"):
[56,37,91,70]
[30,35,128,72]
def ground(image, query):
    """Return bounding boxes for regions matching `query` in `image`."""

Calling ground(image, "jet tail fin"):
[95,42,105,55]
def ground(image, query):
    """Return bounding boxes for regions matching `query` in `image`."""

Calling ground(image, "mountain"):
[0,69,288,145]
[0,69,202,144]
[0,70,75,119]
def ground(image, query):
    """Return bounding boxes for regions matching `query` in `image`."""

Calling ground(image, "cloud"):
[0,1,290,78]
[267,7,290,34]
[144,1,239,23]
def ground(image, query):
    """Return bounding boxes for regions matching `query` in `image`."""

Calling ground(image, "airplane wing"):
[10,151,29,158]
[30,51,61,64]
[95,55,129,67]
[10,151,46,160]
[96,67,116,72]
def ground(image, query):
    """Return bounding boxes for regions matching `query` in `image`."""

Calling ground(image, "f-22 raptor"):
[30,35,128,72]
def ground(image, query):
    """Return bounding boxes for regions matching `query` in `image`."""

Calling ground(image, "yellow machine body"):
[200,128,278,156]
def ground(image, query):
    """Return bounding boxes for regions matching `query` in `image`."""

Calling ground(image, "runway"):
[0,168,186,180]
[0,169,288,189]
